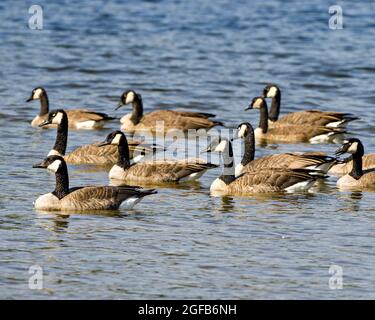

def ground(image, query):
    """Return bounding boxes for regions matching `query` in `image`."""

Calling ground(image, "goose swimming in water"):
[234,122,337,176]
[335,138,375,190]
[116,90,223,134]
[27,87,115,129]
[202,137,320,195]
[40,109,162,165]
[262,84,358,128]
[245,97,346,144]
[33,155,157,211]
[99,130,218,183]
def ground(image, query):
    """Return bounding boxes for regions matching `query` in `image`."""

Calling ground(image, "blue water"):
[1,0,375,299]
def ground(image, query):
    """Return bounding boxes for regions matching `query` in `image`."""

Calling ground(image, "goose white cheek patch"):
[33,88,43,99]
[111,134,122,145]
[238,125,247,138]
[125,92,135,104]
[253,99,263,109]
[215,140,227,152]
[267,86,278,98]
[47,160,62,172]
[52,112,63,124]
[348,142,358,153]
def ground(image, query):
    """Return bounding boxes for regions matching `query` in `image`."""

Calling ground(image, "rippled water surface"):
[1,0,375,299]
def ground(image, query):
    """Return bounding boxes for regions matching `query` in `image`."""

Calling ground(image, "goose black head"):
[116,90,140,110]
[335,138,364,157]
[26,87,46,102]
[33,155,65,173]
[262,84,280,99]
[39,109,66,127]
[99,130,125,147]
[236,122,254,139]
[245,97,266,111]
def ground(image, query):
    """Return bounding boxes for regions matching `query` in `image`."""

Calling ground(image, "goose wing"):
[65,143,118,165]
[66,109,115,122]
[62,185,156,210]
[172,111,216,119]
[141,110,222,130]
[243,153,336,173]
[228,169,318,193]
[64,140,158,165]
[125,159,218,182]
[266,125,345,142]
[277,110,358,126]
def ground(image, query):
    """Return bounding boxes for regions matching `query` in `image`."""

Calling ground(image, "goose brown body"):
[271,110,356,127]
[101,131,218,183]
[109,159,217,183]
[40,109,158,165]
[203,137,319,195]
[117,90,223,134]
[246,97,346,144]
[262,84,358,128]
[335,139,375,190]
[329,154,375,175]
[235,122,337,176]
[215,169,319,194]
[243,153,335,172]
[27,87,114,129]
[33,156,157,211]
[63,141,157,165]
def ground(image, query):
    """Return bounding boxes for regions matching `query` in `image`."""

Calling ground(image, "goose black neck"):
[241,130,255,166]
[117,136,131,169]
[53,115,68,155]
[259,104,269,133]
[269,90,281,122]
[219,140,236,185]
[349,153,363,180]
[39,92,49,116]
[130,95,143,125]
[53,162,69,199]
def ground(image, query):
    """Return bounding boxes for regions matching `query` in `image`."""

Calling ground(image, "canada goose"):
[329,154,375,175]
[32,155,157,211]
[27,87,115,129]
[40,109,161,165]
[234,122,337,176]
[115,90,223,133]
[262,84,358,127]
[335,139,375,189]
[246,97,346,144]
[99,130,218,183]
[202,137,320,194]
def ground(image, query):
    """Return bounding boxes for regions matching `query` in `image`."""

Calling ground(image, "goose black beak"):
[244,104,253,111]
[335,143,350,156]
[38,119,51,127]
[200,146,212,154]
[98,141,110,147]
[32,161,47,169]
[115,101,124,111]
[26,97,33,102]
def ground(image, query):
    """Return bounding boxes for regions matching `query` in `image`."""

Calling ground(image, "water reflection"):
[35,212,70,233]
[338,191,363,213]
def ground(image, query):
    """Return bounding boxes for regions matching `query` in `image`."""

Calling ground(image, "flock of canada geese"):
[27,84,375,212]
